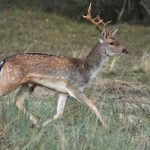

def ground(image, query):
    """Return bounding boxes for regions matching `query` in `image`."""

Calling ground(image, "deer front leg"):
[16,84,37,127]
[43,94,68,127]
[67,87,107,128]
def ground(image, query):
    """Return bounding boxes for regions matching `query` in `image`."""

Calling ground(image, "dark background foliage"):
[0,0,149,24]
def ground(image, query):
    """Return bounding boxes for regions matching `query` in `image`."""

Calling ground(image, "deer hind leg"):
[67,87,107,128]
[16,84,37,127]
[43,94,68,127]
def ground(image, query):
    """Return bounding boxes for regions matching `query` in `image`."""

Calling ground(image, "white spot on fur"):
[99,39,104,44]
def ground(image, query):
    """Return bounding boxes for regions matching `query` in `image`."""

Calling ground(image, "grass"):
[0,9,150,150]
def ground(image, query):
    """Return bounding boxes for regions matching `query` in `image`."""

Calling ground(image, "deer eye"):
[109,42,114,45]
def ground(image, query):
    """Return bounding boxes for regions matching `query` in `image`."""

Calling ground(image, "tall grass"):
[0,9,149,149]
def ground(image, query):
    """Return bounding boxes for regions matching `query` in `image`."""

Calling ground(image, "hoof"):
[31,123,35,128]
[31,123,40,129]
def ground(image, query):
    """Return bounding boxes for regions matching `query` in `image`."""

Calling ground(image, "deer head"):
[83,3,128,56]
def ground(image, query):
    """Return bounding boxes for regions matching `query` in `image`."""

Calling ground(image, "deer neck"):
[86,41,109,79]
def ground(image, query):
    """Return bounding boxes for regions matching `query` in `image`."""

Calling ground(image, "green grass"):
[0,9,150,150]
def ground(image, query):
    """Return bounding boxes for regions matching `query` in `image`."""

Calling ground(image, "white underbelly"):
[36,80,68,93]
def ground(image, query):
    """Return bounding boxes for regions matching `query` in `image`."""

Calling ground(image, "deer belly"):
[36,79,68,93]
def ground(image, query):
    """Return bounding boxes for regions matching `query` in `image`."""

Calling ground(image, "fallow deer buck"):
[0,3,128,128]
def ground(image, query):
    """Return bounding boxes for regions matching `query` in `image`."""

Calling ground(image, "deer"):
[0,3,128,128]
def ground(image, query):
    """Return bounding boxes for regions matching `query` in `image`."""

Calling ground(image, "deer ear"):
[111,29,118,37]
[100,28,107,39]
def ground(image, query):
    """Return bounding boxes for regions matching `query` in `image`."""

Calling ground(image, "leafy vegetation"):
[0,9,149,149]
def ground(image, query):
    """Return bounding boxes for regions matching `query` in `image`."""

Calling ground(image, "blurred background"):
[0,0,150,24]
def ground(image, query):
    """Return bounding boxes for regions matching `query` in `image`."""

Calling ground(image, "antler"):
[83,3,111,31]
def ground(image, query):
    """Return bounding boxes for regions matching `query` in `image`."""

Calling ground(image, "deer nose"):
[122,49,128,54]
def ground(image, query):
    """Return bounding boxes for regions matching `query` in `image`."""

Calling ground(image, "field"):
[0,9,150,150]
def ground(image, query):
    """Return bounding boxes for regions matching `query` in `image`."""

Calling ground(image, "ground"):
[0,9,149,150]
